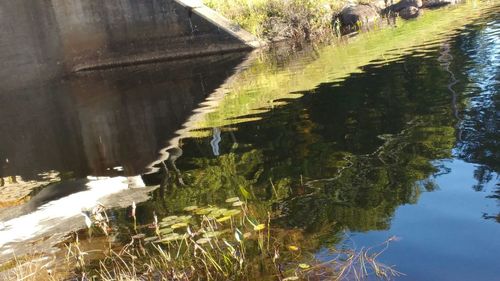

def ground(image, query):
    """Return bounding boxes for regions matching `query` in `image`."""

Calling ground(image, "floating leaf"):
[177,215,192,221]
[216,216,232,223]
[196,207,217,215]
[283,277,299,281]
[196,238,211,244]
[253,224,266,231]
[232,201,245,207]
[223,209,241,217]
[183,206,198,212]
[203,231,222,238]
[298,263,310,269]
[288,245,299,251]
[159,233,185,243]
[159,228,174,234]
[225,197,240,203]
[243,232,252,239]
[159,221,176,227]
[171,222,188,229]
[162,215,178,222]
[144,237,159,243]
[209,208,228,218]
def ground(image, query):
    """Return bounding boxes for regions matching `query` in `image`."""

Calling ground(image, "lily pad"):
[232,201,245,207]
[196,207,217,215]
[171,222,188,229]
[159,228,174,234]
[177,215,192,221]
[159,221,176,227]
[159,233,185,243]
[223,209,241,217]
[225,197,240,203]
[203,231,222,238]
[209,208,228,218]
[162,215,178,222]
[183,205,199,212]
[144,237,159,243]
[196,238,211,244]
[216,216,232,223]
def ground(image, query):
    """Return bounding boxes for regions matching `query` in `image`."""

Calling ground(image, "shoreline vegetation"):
[203,0,461,42]
[2,202,401,281]
[205,0,339,42]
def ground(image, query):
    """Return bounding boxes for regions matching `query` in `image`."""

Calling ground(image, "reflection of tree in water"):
[137,50,465,248]
[453,20,500,222]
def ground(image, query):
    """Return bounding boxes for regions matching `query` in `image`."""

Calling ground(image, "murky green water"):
[1,2,499,280]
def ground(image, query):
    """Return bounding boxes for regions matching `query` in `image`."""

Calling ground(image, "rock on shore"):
[335,0,460,32]
[337,4,381,31]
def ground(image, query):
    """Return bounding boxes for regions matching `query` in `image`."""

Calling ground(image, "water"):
[0,53,249,259]
[1,2,499,280]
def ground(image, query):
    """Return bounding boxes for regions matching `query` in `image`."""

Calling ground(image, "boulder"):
[389,0,423,12]
[338,4,381,29]
[399,6,421,19]
[371,0,389,10]
[422,0,459,8]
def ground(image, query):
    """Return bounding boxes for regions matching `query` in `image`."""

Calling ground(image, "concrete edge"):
[74,0,265,72]
[74,45,253,72]
[175,0,266,48]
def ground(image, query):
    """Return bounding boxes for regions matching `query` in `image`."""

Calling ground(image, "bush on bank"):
[203,0,349,41]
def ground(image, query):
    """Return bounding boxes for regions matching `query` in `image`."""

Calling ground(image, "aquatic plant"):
[57,200,402,280]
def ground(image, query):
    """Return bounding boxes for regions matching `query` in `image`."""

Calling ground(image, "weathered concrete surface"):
[0,0,260,81]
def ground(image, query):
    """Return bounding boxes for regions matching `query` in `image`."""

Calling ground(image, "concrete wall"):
[0,0,258,88]
[0,0,63,91]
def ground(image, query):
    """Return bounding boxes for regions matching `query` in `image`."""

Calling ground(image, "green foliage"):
[203,0,337,40]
